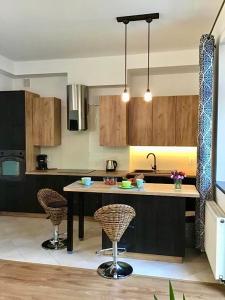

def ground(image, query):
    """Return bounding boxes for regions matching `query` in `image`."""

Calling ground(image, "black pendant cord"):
[147,20,151,91]
[124,21,128,92]
[209,0,225,37]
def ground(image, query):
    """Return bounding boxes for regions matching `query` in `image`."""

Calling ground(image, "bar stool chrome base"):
[97,261,133,279]
[42,238,67,250]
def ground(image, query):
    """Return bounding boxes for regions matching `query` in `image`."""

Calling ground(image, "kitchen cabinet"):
[0,90,40,171]
[127,95,198,147]
[99,95,127,146]
[0,175,104,214]
[0,91,25,150]
[175,95,199,146]
[33,97,61,146]
[25,91,41,172]
[152,96,176,146]
[128,97,153,145]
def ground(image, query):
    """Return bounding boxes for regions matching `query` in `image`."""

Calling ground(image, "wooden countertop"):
[26,169,128,177]
[63,181,199,198]
[26,169,196,178]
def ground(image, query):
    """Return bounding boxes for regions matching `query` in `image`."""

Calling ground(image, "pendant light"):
[117,13,159,102]
[144,19,153,102]
[121,20,130,102]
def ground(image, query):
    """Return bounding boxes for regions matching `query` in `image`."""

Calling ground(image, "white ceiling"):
[0,0,222,61]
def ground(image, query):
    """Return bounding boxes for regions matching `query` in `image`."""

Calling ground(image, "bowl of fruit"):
[103,177,117,185]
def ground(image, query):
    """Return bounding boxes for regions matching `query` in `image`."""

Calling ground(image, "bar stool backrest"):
[94,204,136,242]
[37,188,67,213]
[37,188,67,250]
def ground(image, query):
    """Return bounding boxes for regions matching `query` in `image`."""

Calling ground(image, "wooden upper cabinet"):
[99,95,127,146]
[128,97,153,146]
[33,97,61,146]
[25,91,40,172]
[152,96,176,146]
[175,95,199,146]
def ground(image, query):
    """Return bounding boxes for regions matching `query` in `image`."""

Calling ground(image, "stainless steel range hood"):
[67,84,88,131]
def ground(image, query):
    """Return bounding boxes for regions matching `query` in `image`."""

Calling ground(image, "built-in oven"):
[0,150,25,181]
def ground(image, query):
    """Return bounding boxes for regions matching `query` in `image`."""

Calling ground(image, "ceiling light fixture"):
[121,20,130,103]
[117,13,159,102]
[144,19,153,102]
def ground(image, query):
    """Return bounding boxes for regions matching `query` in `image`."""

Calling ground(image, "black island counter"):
[64,181,199,261]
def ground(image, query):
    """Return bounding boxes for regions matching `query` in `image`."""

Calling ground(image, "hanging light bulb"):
[122,89,130,102]
[144,89,152,102]
[121,20,130,102]
[144,19,153,102]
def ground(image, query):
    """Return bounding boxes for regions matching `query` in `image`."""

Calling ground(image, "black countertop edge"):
[216,181,225,194]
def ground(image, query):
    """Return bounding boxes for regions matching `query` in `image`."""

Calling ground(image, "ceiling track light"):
[117,13,159,103]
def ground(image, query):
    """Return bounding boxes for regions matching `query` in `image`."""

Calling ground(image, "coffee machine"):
[36,154,48,170]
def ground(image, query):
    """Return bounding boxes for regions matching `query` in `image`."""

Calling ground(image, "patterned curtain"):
[196,34,216,251]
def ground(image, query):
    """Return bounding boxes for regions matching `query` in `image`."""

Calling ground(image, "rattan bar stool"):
[37,188,67,250]
[94,204,136,279]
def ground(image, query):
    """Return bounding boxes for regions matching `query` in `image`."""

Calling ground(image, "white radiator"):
[205,201,225,281]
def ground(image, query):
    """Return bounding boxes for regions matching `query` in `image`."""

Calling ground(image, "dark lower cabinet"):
[0,175,103,215]
[0,180,27,212]
[0,174,195,227]
[102,194,186,257]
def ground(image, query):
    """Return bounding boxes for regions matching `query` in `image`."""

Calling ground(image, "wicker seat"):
[37,189,67,250]
[94,204,136,279]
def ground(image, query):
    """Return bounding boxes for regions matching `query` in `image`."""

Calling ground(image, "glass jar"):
[174,178,182,189]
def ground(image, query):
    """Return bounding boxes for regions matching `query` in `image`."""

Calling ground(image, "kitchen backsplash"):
[129,146,197,175]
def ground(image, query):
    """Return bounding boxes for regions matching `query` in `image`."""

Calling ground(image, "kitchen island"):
[64,181,199,259]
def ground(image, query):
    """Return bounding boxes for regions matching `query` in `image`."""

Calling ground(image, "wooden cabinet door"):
[175,95,199,146]
[128,97,153,146]
[152,96,176,146]
[99,95,127,146]
[33,97,61,146]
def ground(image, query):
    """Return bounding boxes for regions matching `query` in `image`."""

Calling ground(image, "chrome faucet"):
[146,152,157,171]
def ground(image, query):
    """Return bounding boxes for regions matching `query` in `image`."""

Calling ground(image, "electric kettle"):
[106,160,117,172]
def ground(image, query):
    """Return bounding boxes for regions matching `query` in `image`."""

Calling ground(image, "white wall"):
[0,72,13,90]
[0,54,14,74]
[130,72,198,97]
[12,49,199,85]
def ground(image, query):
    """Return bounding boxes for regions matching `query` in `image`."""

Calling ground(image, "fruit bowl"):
[103,177,117,185]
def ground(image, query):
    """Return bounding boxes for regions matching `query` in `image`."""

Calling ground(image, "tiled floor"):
[0,216,216,283]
